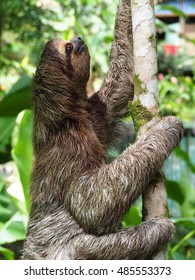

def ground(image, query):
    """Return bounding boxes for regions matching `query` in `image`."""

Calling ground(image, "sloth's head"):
[36,37,90,87]
[33,37,91,123]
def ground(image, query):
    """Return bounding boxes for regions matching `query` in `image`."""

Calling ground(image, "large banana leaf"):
[0,76,32,117]
[0,212,26,245]
[11,110,33,213]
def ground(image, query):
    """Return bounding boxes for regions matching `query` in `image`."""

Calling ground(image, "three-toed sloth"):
[22,0,183,259]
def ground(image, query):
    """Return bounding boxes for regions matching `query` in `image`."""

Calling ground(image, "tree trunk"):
[130,0,168,260]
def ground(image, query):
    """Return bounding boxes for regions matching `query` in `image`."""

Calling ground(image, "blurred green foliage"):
[0,0,195,260]
[159,75,195,121]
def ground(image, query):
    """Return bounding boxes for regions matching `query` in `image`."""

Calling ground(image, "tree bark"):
[130,0,168,259]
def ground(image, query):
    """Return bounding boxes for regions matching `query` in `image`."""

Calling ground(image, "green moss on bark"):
[134,74,146,96]
[128,100,153,134]
[165,203,171,218]
[148,34,155,44]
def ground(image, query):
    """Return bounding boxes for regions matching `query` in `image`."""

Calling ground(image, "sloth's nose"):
[70,36,86,54]
[71,36,84,44]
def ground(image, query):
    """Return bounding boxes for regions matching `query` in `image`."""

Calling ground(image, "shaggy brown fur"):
[22,0,184,259]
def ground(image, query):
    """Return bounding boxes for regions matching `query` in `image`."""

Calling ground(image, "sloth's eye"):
[65,43,73,53]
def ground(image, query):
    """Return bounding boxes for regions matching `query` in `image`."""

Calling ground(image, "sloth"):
[22,0,184,259]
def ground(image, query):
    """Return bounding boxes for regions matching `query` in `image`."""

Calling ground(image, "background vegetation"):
[0,0,195,260]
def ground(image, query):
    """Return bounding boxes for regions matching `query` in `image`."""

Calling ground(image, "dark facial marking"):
[59,42,73,78]
[65,43,73,55]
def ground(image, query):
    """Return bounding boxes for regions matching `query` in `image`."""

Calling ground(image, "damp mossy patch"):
[128,100,153,134]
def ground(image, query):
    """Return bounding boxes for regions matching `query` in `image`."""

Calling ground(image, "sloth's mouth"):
[75,41,86,54]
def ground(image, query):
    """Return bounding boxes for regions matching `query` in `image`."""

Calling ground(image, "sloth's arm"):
[98,0,134,119]
[67,117,183,235]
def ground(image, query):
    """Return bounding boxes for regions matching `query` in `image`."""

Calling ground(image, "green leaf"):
[0,76,32,117]
[0,246,15,260]
[0,117,16,153]
[0,205,12,223]
[159,5,187,19]
[122,206,141,227]
[0,193,11,207]
[166,180,185,204]
[0,212,26,245]
[11,110,33,213]
[0,182,4,193]
[173,218,195,229]
[171,229,195,254]
[172,251,188,260]
[187,238,195,247]
[174,146,195,173]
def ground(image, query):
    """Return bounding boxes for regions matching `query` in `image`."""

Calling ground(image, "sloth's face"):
[55,37,88,57]
[53,37,91,83]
